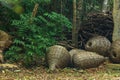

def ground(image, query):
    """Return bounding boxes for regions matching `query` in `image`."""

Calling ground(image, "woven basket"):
[46,45,70,71]
[109,39,120,63]
[69,49,85,66]
[0,53,3,63]
[85,36,111,56]
[72,51,105,69]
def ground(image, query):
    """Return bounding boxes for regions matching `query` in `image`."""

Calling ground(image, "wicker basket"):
[72,51,105,69]
[109,39,120,63]
[0,53,3,63]
[46,45,70,71]
[69,49,85,66]
[85,36,111,56]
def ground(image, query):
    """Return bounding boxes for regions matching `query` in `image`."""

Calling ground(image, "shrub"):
[5,12,72,67]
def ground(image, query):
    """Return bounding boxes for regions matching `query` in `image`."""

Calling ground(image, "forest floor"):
[0,62,120,80]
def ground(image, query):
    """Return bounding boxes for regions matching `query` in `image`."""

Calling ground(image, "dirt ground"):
[0,62,120,80]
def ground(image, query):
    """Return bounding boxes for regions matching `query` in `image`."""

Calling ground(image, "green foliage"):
[5,12,71,67]
[51,0,113,23]
[1,0,113,67]
[80,0,113,21]
[0,0,71,67]
[21,0,51,14]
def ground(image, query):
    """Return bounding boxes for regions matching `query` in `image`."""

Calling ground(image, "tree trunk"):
[72,0,83,48]
[72,0,78,48]
[112,0,120,41]
[102,0,110,14]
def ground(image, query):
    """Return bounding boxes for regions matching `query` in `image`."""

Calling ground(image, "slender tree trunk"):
[72,0,83,47]
[30,3,39,23]
[72,0,78,47]
[32,3,39,17]
[61,0,63,15]
[76,0,83,31]
[112,0,120,41]
[102,0,109,14]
